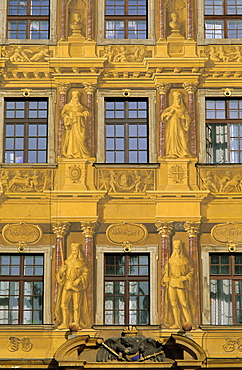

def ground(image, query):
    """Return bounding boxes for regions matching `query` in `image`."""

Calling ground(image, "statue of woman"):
[161,91,193,158]
[61,90,91,159]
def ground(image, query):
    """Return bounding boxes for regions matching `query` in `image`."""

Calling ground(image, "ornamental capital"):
[156,83,171,95]
[182,82,198,94]
[56,82,71,95]
[83,82,96,95]
[80,221,99,238]
[184,221,200,238]
[52,221,71,238]
[155,221,174,237]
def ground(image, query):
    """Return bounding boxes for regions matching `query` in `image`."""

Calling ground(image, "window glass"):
[0,254,44,324]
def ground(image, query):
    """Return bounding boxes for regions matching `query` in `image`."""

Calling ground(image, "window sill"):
[0,324,55,330]
[0,163,57,169]
[1,38,57,45]
[92,325,161,330]
[200,325,242,330]
[97,38,156,46]
[94,163,159,169]
[197,37,242,46]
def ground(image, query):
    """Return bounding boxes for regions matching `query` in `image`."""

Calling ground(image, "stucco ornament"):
[55,243,90,329]
[161,91,193,158]
[61,90,91,159]
[161,239,195,328]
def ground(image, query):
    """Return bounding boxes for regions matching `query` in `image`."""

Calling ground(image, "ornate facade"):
[0,0,242,369]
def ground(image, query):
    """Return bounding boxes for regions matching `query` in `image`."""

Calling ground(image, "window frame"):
[97,0,155,45]
[201,244,242,325]
[96,90,157,164]
[0,89,56,165]
[198,89,242,163]
[0,245,52,325]
[197,0,242,44]
[95,244,158,326]
[0,0,57,44]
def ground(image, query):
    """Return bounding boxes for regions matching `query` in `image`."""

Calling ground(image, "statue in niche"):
[70,12,84,36]
[61,90,91,159]
[169,12,181,34]
[161,240,195,329]
[161,91,193,158]
[68,0,86,37]
[55,243,90,329]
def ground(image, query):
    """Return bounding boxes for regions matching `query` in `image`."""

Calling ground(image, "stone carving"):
[98,169,154,193]
[68,0,86,37]
[0,169,51,193]
[155,221,174,237]
[8,337,33,352]
[67,165,83,183]
[2,45,52,62]
[61,90,91,159]
[161,240,195,329]
[102,45,150,63]
[55,243,90,329]
[208,45,242,62]
[211,222,242,246]
[106,223,148,245]
[168,165,186,183]
[80,221,98,238]
[161,91,193,158]
[2,222,42,245]
[169,12,180,31]
[201,170,242,192]
[166,0,186,12]
[97,326,165,362]
[223,338,242,352]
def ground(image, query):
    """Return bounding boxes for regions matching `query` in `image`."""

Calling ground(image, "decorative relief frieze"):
[0,169,51,193]
[8,337,33,352]
[223,338,242,352]
[98,169,154,193]
[101,45,151,63]
[207,45,242,63]
[168,164,187,184]
[2,45,52,62]
[200,169,242,193]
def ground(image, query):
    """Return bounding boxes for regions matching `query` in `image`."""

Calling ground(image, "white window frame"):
[97,0,155,45]
[96,90,157,163]
[0,89,56,164]
[0,244,53,325]
[95,244,158,325]
[198,0,242,45]
[0,0,57,45]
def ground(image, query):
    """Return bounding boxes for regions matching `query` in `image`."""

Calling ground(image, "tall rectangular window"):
[206,98,242,163]
[0,254,44,324]
[4,98,48,163]
[7,0,49,39]
[105,0,147,39]
[205,0,242,38]
[105,98,148,163]
[104,254,149,325]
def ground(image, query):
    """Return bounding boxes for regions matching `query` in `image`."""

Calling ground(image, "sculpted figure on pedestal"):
[169,12,181,31]
[161,91,193,158]
[55,243,90,329]
[61,90,91,159]
[161,240,195,328]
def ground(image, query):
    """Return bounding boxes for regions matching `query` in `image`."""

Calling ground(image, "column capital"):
[83,82,96,95]
[80,221,99,237]
[182,82,199,94]
[184,221,200,238]
[156,83,171,95]
[52,221,71,238]
[56,82,71,95]
[155,221,174,237]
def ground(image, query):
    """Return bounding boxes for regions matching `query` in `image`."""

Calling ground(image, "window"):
[0,254,44,324]
[104,253,149,325]
[105,98,148,163]
[210,253,242,325]
[205,0,242,39]
[205,98,242,163]
[105,0,147,39]
[4,98,48,163]
[7,0,49,39]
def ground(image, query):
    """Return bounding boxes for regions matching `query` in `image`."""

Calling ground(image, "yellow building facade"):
[0,0,242,368]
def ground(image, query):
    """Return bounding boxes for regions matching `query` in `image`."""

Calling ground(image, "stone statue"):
[169,12,180,31]
[55,243,90,329]
[161,91,193,158]
[161,240,195,328]
[30,46,51,61]
[61,90,91,159]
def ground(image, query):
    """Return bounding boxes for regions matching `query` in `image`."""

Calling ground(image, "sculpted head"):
[172,239,183,255]
[173,91,183,106]
[171,12,178,22]
[71,90,81,103]
[70,243,82,259]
